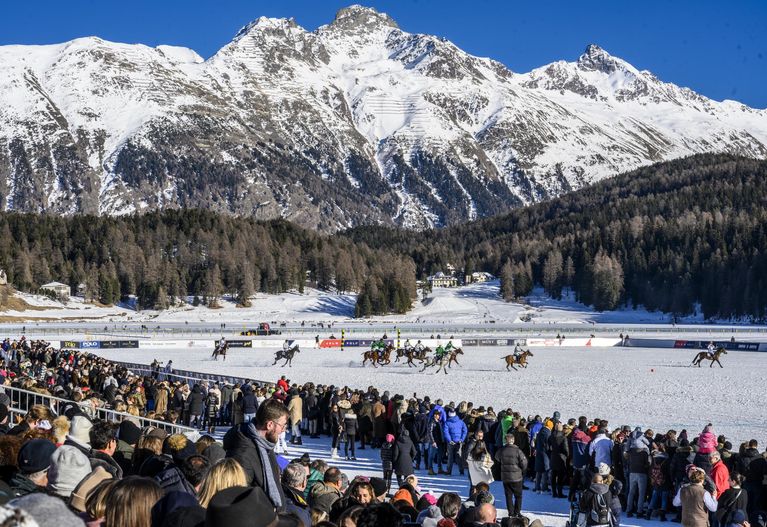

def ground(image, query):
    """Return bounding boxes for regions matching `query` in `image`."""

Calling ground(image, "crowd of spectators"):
[0,337,763,527]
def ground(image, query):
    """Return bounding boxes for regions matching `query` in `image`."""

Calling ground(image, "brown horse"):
[446,348,464,368]
[377,344,395,365]
[362,349,380,367]
[503,350,534,371]
[691,347,727,368]
[404,347,430,367]
[212,342,229,361]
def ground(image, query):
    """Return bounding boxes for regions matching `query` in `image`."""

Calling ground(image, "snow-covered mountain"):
[2,5,766,230]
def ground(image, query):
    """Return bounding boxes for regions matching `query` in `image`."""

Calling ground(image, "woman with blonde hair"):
[83,479,117,526]
[104,477,162,527]
[197,458,247,508]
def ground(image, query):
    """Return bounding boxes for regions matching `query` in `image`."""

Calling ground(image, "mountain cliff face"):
[1,5,766,230]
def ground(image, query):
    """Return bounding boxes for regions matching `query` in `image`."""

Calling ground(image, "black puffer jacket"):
[494,443,528,482]
[549,430,569,472]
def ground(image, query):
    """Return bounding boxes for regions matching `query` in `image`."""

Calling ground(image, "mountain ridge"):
[1,5,766,231]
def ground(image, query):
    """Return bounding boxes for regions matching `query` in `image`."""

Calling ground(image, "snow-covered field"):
[100,343,766,446]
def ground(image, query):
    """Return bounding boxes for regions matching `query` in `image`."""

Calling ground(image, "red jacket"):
[710,460,730,499]
[277,379,289,392]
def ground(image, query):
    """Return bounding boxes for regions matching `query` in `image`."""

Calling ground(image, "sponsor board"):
[216,340,252,348]
[319,339,342,348]
[100,340,139,349]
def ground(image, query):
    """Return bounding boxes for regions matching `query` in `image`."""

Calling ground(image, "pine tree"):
[542,250,564,299]
[590,251,624,311]
[237,266,255,307]
[500,260,515,301]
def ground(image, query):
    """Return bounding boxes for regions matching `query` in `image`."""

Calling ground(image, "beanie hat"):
[369,477,387,498]
[69,466,113,513]
[385,434,395,443]
[205,486,277,527]
[598,463,610,476]
[118,420,141,445]
[0,505,38,527]
[391,488,414,507]
[731,510,747,525]
[67,416,93,447]
[46,446,91,498]
[422,493,438,506]
[8,493,84,527]
[17,439,56,474]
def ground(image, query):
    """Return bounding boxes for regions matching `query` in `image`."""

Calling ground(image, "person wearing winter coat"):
[494,434,528,517]
[626,433,651,518]
[381,434,395,494]
[204,387,220,434]
[715,473,748,527]
[673,467,718,527]
[710,451,731,499]
[413,410,431,471]
[187,384,205,428]
[671,439,696,488]
[599,464,624,527]
[329,404,343,459]
[570,426,593,500]
[467,439,494,498]
[393,430,418,486]
[580,474,615,527]
[534,421,552,493]
[343,408,359,460]
[287,391,303,446]
[590,429,615,468]
[549,422,570,498]
[428,411,446,475]
[647,448,674,520]
[372,397,387,448]
[443,408,468,476]
[357,398,374,449]
[240,384,259,423]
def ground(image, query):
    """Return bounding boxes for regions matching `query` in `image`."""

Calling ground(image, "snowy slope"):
[1,6,766,229]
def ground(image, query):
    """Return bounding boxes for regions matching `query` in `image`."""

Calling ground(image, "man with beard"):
[224,398,289,510]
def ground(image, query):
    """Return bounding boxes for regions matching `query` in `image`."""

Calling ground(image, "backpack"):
[650,461,665,487]
[589,492,611,526]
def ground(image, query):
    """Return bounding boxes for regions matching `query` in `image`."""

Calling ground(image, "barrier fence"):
[0,384,196,435]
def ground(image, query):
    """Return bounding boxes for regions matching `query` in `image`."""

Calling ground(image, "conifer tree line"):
[3,154,766,320]
[0,210,416,313]
[344,154,767,320]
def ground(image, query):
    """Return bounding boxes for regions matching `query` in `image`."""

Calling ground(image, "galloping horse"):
[691,347,727,368]
[502,349,534,371]
[446,348,464,368]
[403,347,430,368]
[362,349,381,367]
[273,346,300,367]
[378,344,395,365]
[420,353,450,375]
[212,342,229,361]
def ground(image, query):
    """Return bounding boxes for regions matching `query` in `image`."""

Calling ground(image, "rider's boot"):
[295,437,303,445]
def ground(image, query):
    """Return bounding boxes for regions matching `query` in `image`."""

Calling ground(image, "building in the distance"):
[40,281,70,299]
[428,271,459,288]
[465,271,495,284]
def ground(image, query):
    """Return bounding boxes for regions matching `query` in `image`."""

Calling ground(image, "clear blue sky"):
[3,1,765,108]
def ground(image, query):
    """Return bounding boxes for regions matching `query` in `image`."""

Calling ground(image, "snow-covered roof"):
[40,281,69,288]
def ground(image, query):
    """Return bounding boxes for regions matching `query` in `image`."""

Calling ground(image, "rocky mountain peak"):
[330,5,399,32]
[577,44,634,75]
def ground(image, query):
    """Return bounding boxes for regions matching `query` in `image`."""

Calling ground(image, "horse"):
[212,342,229,361]
[362,349,380,368]
[502,349,534,371]
[420,353,450,375]
[691,347,727,368]
[273,346,300,367]
[446,348,464,368]
[377,344,395,365]
[404,348,429,368]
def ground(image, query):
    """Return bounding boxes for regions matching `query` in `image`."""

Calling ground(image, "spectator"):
[223,398,288,509]
[88,421,122,479]
[673,467,718,527]
[69,466,113,514]
[105,476,163,527]
[46,445,91,499]
[281,462,311,526]
[310,467,343,515]
[716,473,748,527]
[393,430,417,487]
[494,434,527,518]
[198,458,247,508]
[10,439,56,497]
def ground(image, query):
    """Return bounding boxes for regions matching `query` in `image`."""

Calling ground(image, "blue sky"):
[2,1,765,108]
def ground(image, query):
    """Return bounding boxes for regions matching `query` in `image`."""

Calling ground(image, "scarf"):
[246,423,283,508]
